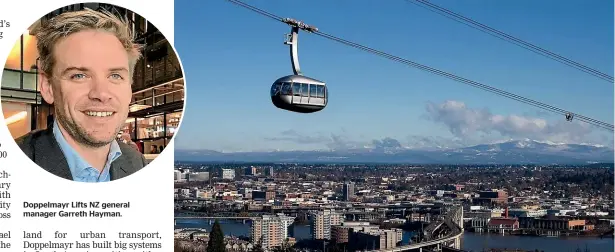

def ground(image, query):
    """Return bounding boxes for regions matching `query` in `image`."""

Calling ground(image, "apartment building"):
[250,214,295,250]
[350,229,398,251]
[309,209,343,240]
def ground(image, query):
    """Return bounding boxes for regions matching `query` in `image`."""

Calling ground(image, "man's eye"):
[71,73,87,80]
[110,73,124,80]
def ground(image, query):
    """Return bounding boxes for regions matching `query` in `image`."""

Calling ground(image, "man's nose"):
[88,76,113,102]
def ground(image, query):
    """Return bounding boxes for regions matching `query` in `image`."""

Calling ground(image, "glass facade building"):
[1,3,184,154]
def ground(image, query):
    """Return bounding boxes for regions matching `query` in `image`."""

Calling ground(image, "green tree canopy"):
[207,220,226,252]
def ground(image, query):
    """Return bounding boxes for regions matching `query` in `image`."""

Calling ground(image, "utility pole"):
[421,222,424,241]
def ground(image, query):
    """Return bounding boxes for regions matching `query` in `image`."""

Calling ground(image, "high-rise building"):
[221,169,235,180]
[174,170,182,181]
[343,182,355,201]
[245,166,257,176]
[309,209,343,240]
[266,167,274,177]
[188,172,209,182]
[250,214,295,249]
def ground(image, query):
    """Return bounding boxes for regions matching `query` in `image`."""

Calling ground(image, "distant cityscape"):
[173,162,614,252]
[175,139,614,164]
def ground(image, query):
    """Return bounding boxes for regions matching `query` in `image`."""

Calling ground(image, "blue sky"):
[173,0,613,152]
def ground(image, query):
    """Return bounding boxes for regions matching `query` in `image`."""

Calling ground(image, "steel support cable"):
[313,31,614,131]
[227,0,284,22]
[405,0,614,83]
[224,0,614,132]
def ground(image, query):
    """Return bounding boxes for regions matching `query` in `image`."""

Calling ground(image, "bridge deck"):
[366,207,463,252]
[175,217,254,219]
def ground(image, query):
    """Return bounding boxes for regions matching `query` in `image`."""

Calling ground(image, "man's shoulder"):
[117,141,147,167]
[15,128,52,155]
[110,141,147,180]
[13,127,73,180]
[15,128,49,145]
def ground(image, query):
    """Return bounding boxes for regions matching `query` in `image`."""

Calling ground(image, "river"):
[175,219,613,252]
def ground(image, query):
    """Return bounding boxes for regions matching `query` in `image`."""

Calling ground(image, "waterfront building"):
[350,228,398,250]
[518,217,589,231]
[309,209,343,240]
[508,208,548,218]
[465,210,491,232]
[250,214,295,250]
[487,218,520,234]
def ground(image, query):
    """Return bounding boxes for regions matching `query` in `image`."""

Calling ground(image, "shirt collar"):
[52,120,122,181]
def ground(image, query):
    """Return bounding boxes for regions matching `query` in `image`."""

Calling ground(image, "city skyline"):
[174,163,614,252]
[174,0,614,152]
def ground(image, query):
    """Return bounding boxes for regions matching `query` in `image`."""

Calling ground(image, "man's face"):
[42,30,132,148]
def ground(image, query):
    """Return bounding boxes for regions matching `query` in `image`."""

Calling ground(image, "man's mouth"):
[84,111,115,117]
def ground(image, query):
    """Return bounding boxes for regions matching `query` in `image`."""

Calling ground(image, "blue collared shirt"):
[53,121,122,182]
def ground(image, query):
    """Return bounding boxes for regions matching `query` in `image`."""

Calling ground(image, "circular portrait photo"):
[1,3,185,182]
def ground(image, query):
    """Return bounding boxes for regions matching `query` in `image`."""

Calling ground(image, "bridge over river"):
[175,206,465,252]
[364,206,464,252]
[174,216,254,225]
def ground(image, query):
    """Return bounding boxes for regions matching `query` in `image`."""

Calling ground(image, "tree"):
[251,237,265,252]
[325,242,343,252]
[174,241,184,252]
[273,240,295,252]
[207,220,226,252]
[174,241,196,252]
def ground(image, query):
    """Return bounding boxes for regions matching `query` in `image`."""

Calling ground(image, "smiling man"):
[16,8,147,182]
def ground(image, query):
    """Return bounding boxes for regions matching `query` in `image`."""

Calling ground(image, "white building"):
[222,169,235,180]
[508,208,547,218]
[174,170,182,181]
[189,172,209,182]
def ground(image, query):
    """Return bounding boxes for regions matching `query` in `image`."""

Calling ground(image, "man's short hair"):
[33,8,143,78]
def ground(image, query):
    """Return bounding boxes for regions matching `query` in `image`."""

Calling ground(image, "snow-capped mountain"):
[176,139,614,164]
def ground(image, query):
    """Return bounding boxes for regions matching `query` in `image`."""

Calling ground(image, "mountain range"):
[175,139,614,164]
